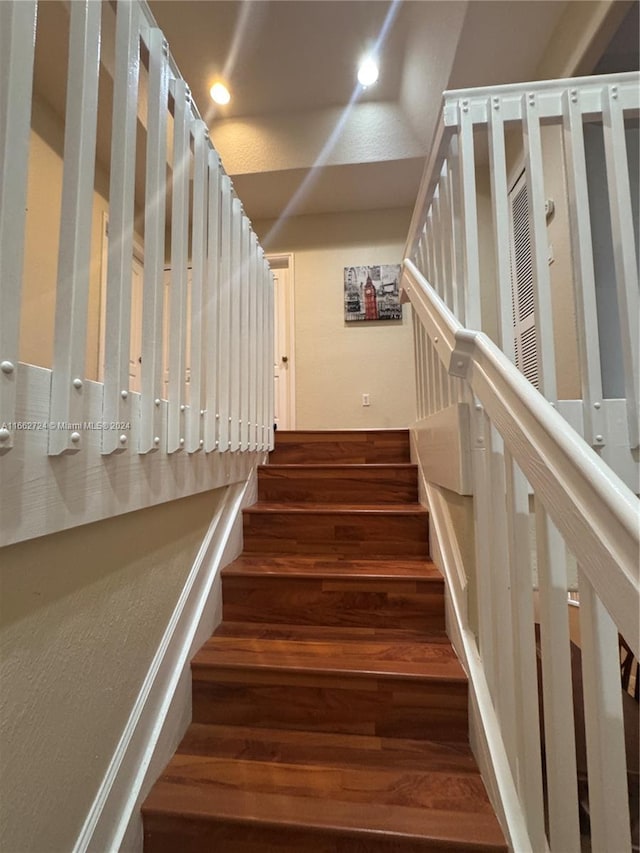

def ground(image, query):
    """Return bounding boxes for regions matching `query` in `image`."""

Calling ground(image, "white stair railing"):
[407,70,639,492]
[0,0,274,546]
[404,70,640,853]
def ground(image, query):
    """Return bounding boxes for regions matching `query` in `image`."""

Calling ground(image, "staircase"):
[142,429,507,852]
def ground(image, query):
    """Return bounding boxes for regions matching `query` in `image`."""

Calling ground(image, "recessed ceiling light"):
[357,56,379,88]
[210,82,231,105]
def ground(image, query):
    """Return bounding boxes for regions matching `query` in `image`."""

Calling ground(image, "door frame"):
[267,252,296,430]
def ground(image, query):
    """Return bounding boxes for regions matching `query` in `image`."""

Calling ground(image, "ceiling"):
[32,0,581,227]
[147,0,570,224]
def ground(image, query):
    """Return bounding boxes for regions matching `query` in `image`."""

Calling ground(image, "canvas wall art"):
[344,264,402,322]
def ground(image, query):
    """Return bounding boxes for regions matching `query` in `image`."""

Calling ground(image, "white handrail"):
[404,255,638,851]
[404,258,639,651]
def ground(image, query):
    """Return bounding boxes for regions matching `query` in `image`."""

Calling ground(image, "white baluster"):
[504,450,546,850]
[561,88,604,447]
[447,137,466,325]
[248,233,259,451]
[458,101,481,329]
[487,427,517,758]
[522,92,557,402]
[267,265,275,449]
[431,190,444,297]
[425,326,436,417]
[602,84,639,448]
[102,0,140,455]
[471,405,497,692]
[229,197,242,452]
[578,570,632,853]
[166,80,190,454]
[416,230,427,278]
[535,504,580,852]
[186,119,208,454]
[138,28,168,454]
[48,0,101,455]
[487,95,515,362]
[0,0,37,451]
[239,216,251,452]
[204,150,221,453]
[437,166,455,312]
[256,248,265,450]
[412,310,424,419]
[217,176,232,452]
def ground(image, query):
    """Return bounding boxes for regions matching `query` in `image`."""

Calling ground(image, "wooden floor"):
[142,429,507,852]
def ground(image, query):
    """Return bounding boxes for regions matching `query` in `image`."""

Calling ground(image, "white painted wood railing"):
[0,0,274,546]
[407,70,639,493]
[404,71,640,853]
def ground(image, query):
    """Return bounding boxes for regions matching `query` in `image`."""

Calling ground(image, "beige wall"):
[255,208,417,429]
[0,487,226,853]
[22,96,109,381]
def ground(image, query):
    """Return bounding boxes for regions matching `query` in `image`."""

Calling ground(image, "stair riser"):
[270,431,410,465]
[222,576,445,631]
[243,512,429,557]
[258,468,418,504]
[191,674,468,742]
[144,817,504,853]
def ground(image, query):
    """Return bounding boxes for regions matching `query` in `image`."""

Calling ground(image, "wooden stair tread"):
[222,554,443,580]
[243,501,428,518]
[143,777,505,850]
[245,502,427,515]
[263,463,418,470]
[214,622,449,642]
[176,724,479,772]
[148,747,496,815]
[193,625,465,681]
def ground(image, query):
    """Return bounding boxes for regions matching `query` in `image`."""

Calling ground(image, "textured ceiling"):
[148,0,414,122]
[147,0,571,223]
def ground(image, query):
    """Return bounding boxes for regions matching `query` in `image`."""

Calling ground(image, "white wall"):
[255,208,416,429]
[0,487,227,853]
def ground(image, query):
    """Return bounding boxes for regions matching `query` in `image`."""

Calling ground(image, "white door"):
[268,255,295,430]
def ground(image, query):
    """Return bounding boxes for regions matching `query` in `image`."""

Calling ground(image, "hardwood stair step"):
[222,557,444,630]
[258,463,419,503]
[215,619,449,643]
[269,429,411,465]
[143,726,506,852]
[176,724,480,772]
[195,626,464,678]
[243,503,429,558]
[142,429,508,852]
[191,624,468,741]
[221,555,443,579]
[213,622,449,642]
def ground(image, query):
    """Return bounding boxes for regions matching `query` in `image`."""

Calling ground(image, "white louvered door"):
[508,171,539,388]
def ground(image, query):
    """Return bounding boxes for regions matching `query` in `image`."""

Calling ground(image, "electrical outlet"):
[362,393,370,407]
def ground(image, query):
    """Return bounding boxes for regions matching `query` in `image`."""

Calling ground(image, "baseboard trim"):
[73,468,260,853]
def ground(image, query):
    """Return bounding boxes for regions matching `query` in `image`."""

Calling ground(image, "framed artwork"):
[344,264,402,322]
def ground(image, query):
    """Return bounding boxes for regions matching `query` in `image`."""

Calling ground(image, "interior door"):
[270,262,294,429]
